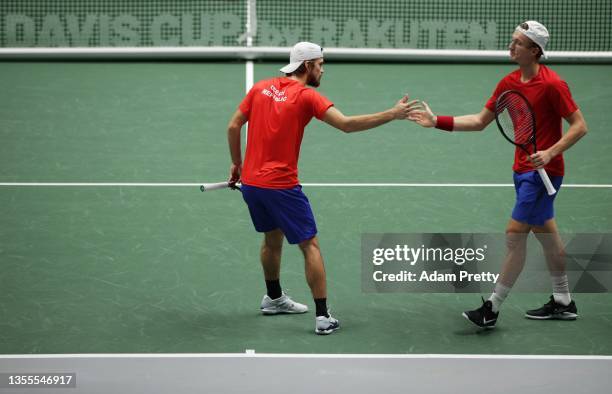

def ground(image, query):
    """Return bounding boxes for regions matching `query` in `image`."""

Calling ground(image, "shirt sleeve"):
[548,79,578,118]
[238,85,257,119]
[484,78,508,112]
[308,89,334,120]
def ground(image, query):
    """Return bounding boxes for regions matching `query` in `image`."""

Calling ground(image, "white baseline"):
[0,182,611,188]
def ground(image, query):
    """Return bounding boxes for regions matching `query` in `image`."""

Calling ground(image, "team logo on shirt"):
[261,85,288,102]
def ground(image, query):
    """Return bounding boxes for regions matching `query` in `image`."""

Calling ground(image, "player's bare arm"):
[227,109,248,184]
[322,96,421,133]
[410,102,495,131]
[529,109,588,167]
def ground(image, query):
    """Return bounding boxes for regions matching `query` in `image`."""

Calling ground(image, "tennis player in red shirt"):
[410,21,588,328]
[227,42,420,334]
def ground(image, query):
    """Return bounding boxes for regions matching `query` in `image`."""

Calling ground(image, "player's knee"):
[505,218,530,233]
[298,236,320,253]
[505,231,528,250]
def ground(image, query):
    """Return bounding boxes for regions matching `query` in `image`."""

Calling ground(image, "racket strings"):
[497,93,534,146]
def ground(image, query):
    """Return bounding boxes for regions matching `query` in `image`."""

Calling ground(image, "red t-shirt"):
[485,65,578,176]
[238,77,334,188]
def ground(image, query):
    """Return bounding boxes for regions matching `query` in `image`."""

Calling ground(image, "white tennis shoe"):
[315,314,340,335]
[260,293,308,315]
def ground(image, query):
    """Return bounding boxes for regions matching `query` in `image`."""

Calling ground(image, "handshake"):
[391,95,438,128]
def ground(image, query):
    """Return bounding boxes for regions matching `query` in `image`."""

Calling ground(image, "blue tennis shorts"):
[512,171,563,226]
[240,184,317,244]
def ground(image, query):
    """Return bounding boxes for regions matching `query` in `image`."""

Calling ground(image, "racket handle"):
[537,168,557,196]
[200,182,230,192]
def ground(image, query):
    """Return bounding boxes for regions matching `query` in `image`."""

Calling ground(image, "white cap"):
[280,42,323,74]
[515,21,549,58]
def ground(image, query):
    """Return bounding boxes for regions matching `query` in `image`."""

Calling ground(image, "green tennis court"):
[1,60,611,356]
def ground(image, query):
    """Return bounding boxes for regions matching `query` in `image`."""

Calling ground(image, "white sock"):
[551,274,571,306]
[488,283,511,313]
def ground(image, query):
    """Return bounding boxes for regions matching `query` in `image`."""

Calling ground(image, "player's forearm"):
[548,123,588,157]
[343,110,396,133]
[227,126,242,165]
[446,114,487,132]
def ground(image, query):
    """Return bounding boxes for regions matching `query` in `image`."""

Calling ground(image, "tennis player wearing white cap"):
[226,41,420,334]
[410,21,588,329]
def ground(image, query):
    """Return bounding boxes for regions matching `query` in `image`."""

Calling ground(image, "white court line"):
[0,182,611,188]
[0,353,611,360]
[0,183,203,187]
[304,183,612,188]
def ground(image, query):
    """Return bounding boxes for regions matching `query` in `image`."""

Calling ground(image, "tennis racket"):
[199,182,241,192]
[494,90,556,196]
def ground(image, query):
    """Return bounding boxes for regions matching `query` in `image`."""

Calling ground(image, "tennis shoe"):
[525,295,578,320]
[315,314,340,335]
[462,297,499,329]
[260,293,308,315]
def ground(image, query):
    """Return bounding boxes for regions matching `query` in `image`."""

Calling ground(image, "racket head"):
[494,90,537,153]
